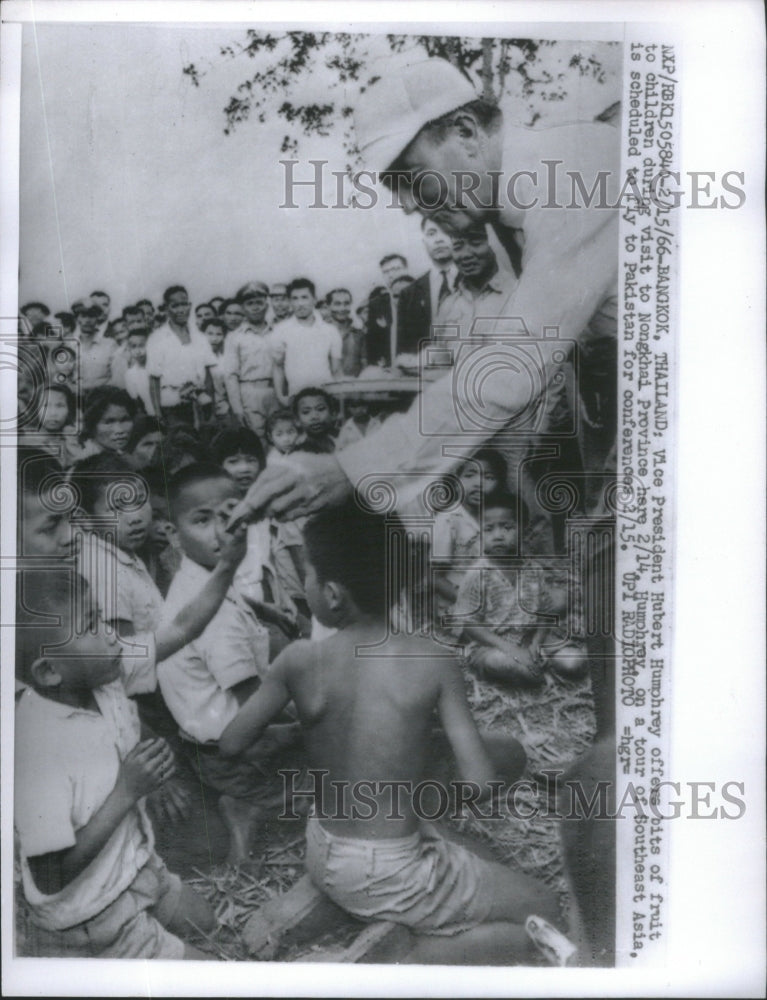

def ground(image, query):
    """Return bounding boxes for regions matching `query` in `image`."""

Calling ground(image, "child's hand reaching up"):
[217,521,248,570]
[117,738,176,803]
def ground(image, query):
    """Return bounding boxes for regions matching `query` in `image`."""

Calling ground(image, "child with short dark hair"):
[335,396,382,450]
[263,408,308,612]
[210,427,265,492]
[14,569,214,958]
[124,326,154,415]
[220,501,564,963]
[159,464,301,864]
[452,492,588,685]
[428,447,508,635]
[293,387,338,454]
[210,429,304,639]
[201,316,233,424]
[265,408,299,466]
[68,451,247,699]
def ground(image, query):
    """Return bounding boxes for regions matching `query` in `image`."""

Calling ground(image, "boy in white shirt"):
[159,464,301,865]
[14,569,215,958]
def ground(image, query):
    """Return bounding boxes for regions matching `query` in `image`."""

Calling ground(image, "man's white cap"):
[353,56,478,174]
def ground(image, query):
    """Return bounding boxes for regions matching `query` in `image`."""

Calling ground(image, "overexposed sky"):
[19,24,621,313]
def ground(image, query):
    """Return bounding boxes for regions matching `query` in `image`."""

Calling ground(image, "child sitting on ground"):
[14,568,215,958]
[158,464,302,865]
[292,387,339,455]
[220,502,567,965]
[451,491,588,686]
[426,448,507,638]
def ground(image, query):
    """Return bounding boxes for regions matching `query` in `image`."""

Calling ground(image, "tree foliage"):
[183,32,615,160]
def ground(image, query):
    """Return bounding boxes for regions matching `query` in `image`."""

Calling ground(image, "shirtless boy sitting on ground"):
[220,501,569,965]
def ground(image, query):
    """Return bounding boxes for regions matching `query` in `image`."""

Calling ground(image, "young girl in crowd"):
[265,409,299,466]
[210,428,306,641]
[264,410,308,616]
[24,383,85,469]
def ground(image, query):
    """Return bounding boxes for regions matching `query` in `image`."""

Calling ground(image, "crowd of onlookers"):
[14,214,597,959]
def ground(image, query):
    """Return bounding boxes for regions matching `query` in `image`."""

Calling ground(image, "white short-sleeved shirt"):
[14,682,154,930]
[145,324,215,408]
[124,364,155,415]
[77,535,162,695]
[270,315,342,395]
[158,556,269,744]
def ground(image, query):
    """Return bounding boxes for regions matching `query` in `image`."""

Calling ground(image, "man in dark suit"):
[396,217,457,357]
[365,253,408,366]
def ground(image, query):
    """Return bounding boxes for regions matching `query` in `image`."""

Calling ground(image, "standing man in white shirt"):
[271,278,343,402]
[146,285,216,428]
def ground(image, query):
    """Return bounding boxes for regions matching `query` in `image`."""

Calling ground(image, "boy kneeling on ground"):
[220,502,570,965]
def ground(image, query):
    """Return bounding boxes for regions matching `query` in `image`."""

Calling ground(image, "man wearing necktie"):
[395,216,458,357]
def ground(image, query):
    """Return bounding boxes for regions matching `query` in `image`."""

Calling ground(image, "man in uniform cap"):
[222,281,276,438]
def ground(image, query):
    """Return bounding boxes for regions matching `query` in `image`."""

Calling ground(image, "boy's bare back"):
[278,625,495,838]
